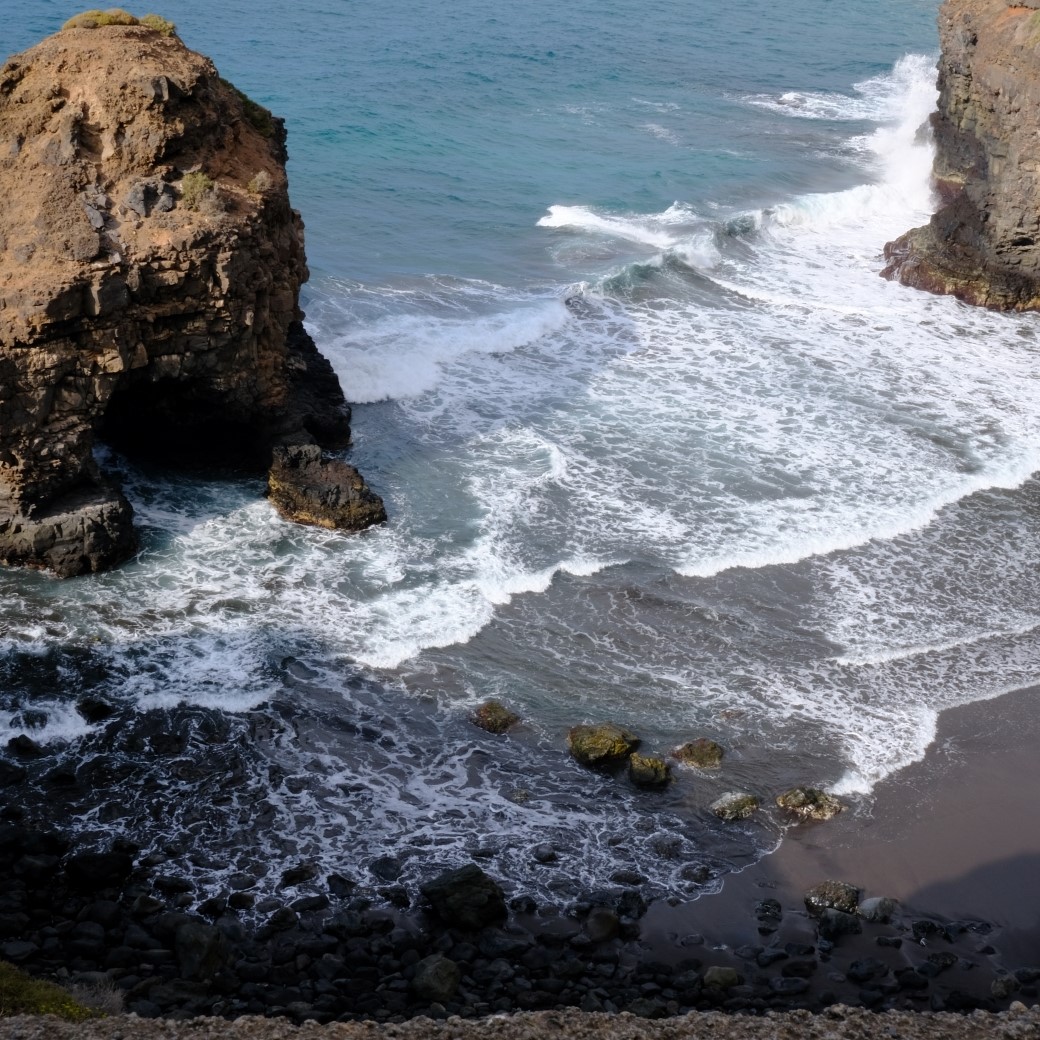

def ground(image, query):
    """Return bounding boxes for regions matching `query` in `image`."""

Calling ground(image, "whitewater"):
[4,0,1040,907]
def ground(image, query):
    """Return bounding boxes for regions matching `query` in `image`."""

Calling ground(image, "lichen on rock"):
[0,23,382,575]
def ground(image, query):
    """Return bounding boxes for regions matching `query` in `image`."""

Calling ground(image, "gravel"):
[2,1005,1040,1040]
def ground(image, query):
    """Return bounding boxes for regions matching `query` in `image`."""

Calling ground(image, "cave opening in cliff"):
[98,376,273,473]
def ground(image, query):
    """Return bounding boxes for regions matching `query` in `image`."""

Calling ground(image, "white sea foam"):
[537,204,678,250]
[318,299,572,402]
[745,54,937,124]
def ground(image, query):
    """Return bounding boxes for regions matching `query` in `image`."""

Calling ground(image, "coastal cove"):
[4,0,1040,1025]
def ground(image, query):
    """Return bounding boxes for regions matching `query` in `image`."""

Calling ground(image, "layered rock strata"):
[882,0,1040,308]
[0,23,383,576]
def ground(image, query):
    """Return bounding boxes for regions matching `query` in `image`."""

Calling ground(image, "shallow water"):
[4,0,1040,910]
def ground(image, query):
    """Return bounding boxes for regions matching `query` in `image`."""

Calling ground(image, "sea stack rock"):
[882,0,1040,309]
[0,20,383,576]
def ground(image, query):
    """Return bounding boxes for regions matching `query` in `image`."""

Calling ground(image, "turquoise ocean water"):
[5,0,1040,906]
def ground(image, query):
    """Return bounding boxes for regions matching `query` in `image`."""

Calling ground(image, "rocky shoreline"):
[0,815,1036,1026]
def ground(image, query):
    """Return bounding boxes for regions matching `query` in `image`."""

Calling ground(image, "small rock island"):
[0,17,384,577]
[883,0,1040,310]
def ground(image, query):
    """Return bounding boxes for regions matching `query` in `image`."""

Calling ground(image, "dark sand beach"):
[643,683,1040,982]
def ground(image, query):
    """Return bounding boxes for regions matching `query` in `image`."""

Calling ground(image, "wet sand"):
[648,683,1040,968]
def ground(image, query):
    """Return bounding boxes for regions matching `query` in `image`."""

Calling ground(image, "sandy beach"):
[643,683,1040,971]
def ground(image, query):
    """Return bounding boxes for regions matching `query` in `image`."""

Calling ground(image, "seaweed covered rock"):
[710,791,760,821]
[470,699,520,735]
[673,738,724,768]
[0,22,380,575]
[567,723,639,768]
[776,787,844,820]
[628,753,670,788]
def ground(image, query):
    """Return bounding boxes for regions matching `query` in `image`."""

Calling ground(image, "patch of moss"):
[219,78,275,138]
[62,8,138,29]
[0,962,102,1021]
[62,9,176,34]
[140,13,176,36]
[180,170,215,211]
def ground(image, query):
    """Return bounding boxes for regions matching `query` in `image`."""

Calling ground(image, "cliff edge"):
[0,21,384,577]
[882,0,1040,309]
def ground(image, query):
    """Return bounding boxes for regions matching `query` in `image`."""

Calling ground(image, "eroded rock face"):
[882,0,1040,308]
[0,24,382,575]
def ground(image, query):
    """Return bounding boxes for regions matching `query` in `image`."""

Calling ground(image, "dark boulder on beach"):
[63,849,134,891]
[805,880,861,916]
[566,723,639,767]
[411,953,462,1002]
[420,863,507,931]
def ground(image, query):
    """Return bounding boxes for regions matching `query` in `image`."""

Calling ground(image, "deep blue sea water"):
[5,0,1040,908]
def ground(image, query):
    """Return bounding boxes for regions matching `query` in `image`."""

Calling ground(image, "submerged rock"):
[567,723,639,767]
[710,791,760,821]
[628,753,671,787]
[470,699,520,735]
[776,786,844,820]
[858,895,899,922]
[673,738,724,768]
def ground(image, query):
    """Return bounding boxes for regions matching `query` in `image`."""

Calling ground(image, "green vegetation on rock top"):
[61,9,176,35]
[219,78,275,137]
[0,962,103,1021]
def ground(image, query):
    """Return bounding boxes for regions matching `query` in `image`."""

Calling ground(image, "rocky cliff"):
[882,0,1040,309]
[0,22,384,577]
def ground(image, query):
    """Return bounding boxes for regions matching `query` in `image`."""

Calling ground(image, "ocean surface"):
[4,0,1039,909]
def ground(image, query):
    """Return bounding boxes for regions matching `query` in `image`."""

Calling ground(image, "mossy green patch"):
[62,9,176,35]
[0,962,102,1021]
[140,13,176,35]
[220,78,275,138]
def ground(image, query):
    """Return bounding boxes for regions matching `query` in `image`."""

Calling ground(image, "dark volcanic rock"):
[882,0,1040,310]
[411,953,462,1002]
[805,880,860,916]
[267,444,386,531]
[421,864,507,931]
